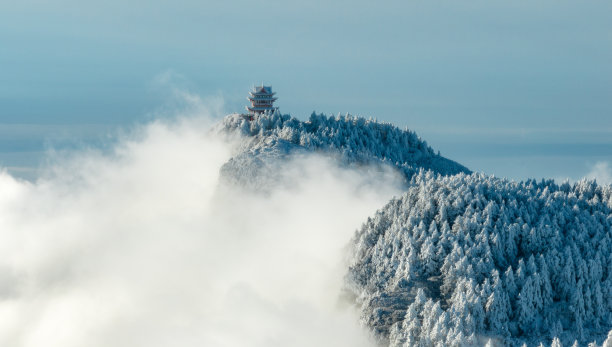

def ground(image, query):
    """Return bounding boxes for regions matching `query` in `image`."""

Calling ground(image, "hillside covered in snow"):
[347,172,612,346]
[213,112,612,346]
[215,112,469,189]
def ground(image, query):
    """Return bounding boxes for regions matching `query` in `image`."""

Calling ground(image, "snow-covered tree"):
[347,172,612,346]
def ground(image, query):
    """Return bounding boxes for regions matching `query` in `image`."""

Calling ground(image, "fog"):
[0,110,405,346]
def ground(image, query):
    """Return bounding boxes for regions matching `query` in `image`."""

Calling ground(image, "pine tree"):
[538,254,554,308]
[517,275,537,334]
[551,337,562,347]
[570,279,586,340]
[485,281,510,336]
[550,320,563,342]
[560,248,576,301]
[503,266,518,308]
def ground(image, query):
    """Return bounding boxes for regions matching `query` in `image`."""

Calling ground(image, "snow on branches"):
[347,172,612,346]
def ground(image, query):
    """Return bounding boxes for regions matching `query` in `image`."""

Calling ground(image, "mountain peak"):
[216,112,469,189]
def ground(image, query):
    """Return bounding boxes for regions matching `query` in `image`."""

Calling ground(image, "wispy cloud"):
[585,161,612,185]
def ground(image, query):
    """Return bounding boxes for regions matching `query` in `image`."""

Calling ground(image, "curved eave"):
[249,92,276,97]
[247,106,275,110]
[247,97,278,102]
[246,106,276,111]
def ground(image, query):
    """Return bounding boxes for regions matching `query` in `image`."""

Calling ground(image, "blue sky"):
[1,0,611,181]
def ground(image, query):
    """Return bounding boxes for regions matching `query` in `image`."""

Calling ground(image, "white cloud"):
[0,106,402,346]
[585,161,612,185]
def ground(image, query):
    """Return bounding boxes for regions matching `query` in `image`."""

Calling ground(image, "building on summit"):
[246,85,278,114]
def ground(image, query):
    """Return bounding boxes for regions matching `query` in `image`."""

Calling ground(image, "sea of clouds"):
[0,96,406,347]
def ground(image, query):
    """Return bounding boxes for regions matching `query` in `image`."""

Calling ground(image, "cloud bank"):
[0,111,404,346]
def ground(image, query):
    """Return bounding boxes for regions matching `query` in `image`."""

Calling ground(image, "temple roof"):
[251,85,273,94]
[248,95,277,101]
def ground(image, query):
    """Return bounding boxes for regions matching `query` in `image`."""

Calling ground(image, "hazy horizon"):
[1,1,611,183]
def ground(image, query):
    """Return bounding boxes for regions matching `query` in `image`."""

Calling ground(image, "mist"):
[586,161,612,186]
[0,111,404,346]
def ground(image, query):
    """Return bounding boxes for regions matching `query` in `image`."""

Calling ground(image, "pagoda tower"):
[246,85,278,114]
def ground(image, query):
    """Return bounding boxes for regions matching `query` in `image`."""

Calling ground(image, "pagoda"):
[246,85,278,114]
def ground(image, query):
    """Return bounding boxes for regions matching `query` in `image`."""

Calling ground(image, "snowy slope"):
[214,112,612,346]
[215,112,470,189]
[346,172,612,346]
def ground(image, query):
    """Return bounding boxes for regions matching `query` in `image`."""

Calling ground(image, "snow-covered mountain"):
[347,172,612,346]
[215,112,469,189]
[214,112,612,346]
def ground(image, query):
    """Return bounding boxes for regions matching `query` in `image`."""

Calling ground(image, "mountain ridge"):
[215,112,470,189]
[213,112,612,346]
